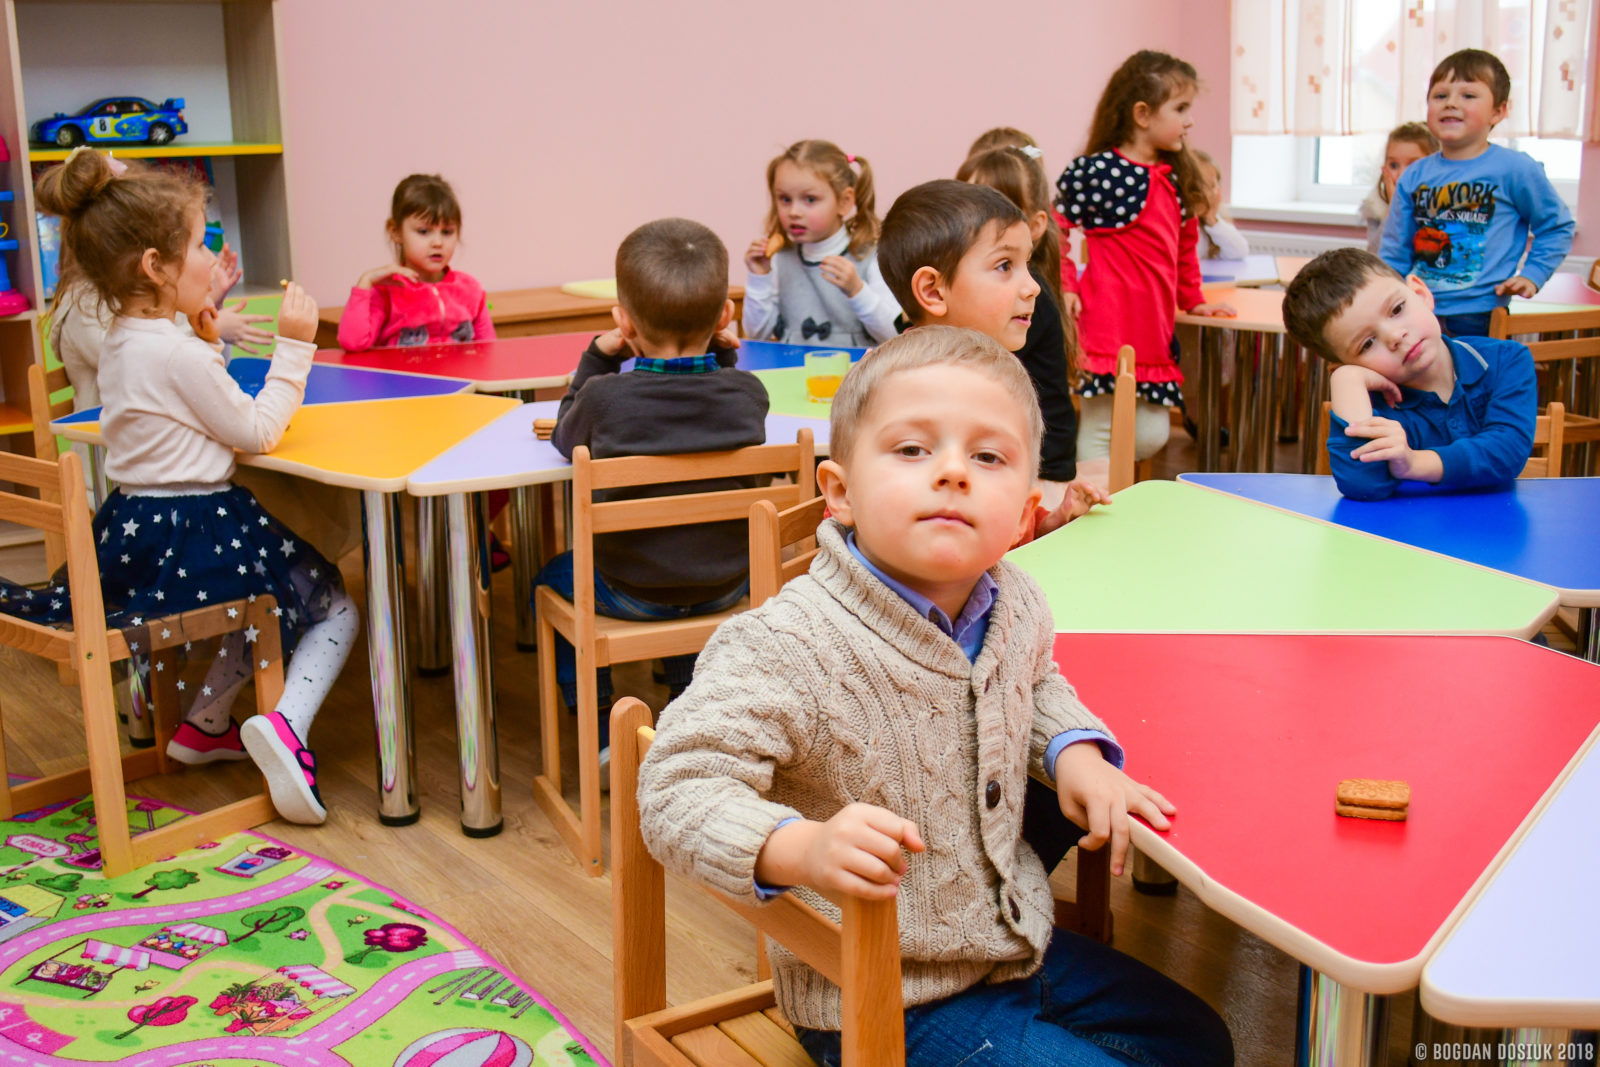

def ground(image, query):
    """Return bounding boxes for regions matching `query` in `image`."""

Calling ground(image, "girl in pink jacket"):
[337,174,494,351]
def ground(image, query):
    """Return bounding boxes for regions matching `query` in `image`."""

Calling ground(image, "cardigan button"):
[1009,897,1021,922]
[985,781,1001,809]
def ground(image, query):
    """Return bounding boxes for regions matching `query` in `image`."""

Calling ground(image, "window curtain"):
[1231,0,1598,140]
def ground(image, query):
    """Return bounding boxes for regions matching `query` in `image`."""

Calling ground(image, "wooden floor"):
[0,435,1577,1065]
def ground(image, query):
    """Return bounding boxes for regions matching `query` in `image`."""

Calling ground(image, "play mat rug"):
[0,793,604,1066]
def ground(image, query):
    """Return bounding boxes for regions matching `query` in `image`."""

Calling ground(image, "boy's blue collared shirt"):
[1327,336,1537,501]
[632,353,720,375]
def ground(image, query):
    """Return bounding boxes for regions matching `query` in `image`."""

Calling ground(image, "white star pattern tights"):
[182,586,359,742]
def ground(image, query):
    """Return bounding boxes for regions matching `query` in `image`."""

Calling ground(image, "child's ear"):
[1490,98,1511,128]
[1015,484,1044,543]
[1028,209,1049,244]
[815,459,854,527]
[1131,100,1153,130]
[138,247,169,289]
[716,299,734,331]
[1404,274,1436,309]
[837,186,856,218]
[613,304,638,340]
[909,265,950,322]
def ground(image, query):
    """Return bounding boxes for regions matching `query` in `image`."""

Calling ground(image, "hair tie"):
[1020,145,1043,160]
[846,153,856,164]
[106,154,128,176]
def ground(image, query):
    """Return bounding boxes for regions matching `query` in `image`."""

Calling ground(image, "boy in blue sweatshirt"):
[1380,48,1574,337]
[1284,248,1535,500]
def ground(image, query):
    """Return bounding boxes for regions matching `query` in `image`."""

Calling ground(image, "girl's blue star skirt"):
[0,485,341,656]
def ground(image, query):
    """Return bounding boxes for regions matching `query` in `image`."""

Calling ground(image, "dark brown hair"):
[1377,122,1440,205]
[1085,50,1208,218]
[879,180,1024,325]
[1429,48,1512,109]
[36,149,206,317]
[615,217,729,347]
[762,140,879,257]
[956,146,1079,377]
[1282,247,1407,363]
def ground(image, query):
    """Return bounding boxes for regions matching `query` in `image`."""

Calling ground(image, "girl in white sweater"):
[0,149,356,825]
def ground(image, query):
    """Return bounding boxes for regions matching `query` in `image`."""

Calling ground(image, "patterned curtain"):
[1231,0,1598,140]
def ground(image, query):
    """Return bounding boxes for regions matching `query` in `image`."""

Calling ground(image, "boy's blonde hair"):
[829,326,1043,469]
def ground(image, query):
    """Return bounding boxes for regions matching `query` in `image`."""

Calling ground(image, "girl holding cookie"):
[337,173,494,351]
[742,140,901,347]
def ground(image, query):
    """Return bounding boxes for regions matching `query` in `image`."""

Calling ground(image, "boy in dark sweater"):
[539,218,769,741]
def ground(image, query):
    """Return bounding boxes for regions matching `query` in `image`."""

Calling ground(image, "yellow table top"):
[56,394,521,493]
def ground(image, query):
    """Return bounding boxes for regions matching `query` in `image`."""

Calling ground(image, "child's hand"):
[757,803,925,901]
[1188,301,1236,318]
[819,256,864,297]
[1053,742,1174,877]
[744,238,774,276]
[1339,365,1404,408]
[1061,292,1082,321]
[1494,275,1539,299]
[1345,414,1416,469]
[592,327,634,360]
[1035,478,1112,538]
[213,298,275,353]
[356,264,420,288]
[276,283,318,344]
[209,244,243,305]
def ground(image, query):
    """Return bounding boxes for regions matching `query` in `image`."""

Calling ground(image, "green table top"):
[1007,480,1558,637]
[754,366,835,418]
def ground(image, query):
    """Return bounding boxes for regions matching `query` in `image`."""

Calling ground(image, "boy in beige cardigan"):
[640,326,1232,1066]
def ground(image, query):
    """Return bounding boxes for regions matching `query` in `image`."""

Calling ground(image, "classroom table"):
[313,284,745,349]
[1007,480,1558,637]
[1176,286,1300,474]
[54,375,519,831]
[1178,473,1600,660]
[1420,736,1600,1034]
[732,338,869,370]
[1525,272,1600,308]
[405,399,831,835]
[1198,252,1281,287]
[1054,632,1600,1066]
[315,332,593,392]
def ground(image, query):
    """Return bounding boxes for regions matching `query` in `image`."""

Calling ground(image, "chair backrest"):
[27,363,75,576]
[1588,261,1600,291]
[1488,306,1600,360]
[1108,345,1138,493]
[610,698,904,1066]
[569,430,814,640]
[1317,399,1562,479]
[749,495,828,607]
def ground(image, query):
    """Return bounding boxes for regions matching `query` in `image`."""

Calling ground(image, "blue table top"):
[732,339,869,371]
[55,357,472,425]
[1179,473,1600,606]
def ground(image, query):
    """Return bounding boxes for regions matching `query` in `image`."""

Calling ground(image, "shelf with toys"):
[0,0,292,457]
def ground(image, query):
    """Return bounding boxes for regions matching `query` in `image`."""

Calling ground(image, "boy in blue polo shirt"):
[1284,247,1535,501]
[1379,48,1574,337]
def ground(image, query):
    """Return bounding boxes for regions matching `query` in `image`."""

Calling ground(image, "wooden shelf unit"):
[0,0,291,456]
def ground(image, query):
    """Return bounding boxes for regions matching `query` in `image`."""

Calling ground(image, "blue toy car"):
[31,97,188,148]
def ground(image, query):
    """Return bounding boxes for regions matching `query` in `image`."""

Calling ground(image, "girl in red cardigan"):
[1055,52,1234,484]
[337,173,494,351]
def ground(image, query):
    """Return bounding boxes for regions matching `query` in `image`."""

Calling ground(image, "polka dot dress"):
[1054,150,1190,233]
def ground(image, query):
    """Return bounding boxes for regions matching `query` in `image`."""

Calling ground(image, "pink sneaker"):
[166,719,249,765]
[240,712,327,825]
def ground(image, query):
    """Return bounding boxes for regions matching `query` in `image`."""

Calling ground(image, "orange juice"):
[806,373,844,402]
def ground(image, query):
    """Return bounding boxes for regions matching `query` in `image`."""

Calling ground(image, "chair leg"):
[532,610,599,871]
[572,642,604,875]
[149,653,178,776]
[80,658,136,879]
[0,688,11,820]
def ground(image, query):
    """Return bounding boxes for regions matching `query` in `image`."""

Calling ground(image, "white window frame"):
[1293,135,1580,210]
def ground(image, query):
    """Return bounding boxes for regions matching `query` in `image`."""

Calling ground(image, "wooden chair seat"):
[612,699,905,1067]
[534,431,815,875]
[0,448,285,878]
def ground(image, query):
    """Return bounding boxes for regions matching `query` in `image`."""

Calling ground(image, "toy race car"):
[31,98,188,148]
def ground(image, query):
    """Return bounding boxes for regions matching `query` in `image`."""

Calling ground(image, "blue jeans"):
[795,931,1233,1067]
[533,552,746,744]
[1438,310,1493,338]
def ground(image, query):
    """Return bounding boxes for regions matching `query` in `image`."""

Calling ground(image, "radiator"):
[1236,231,1362,257]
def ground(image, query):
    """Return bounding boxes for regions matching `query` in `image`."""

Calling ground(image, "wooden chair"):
[0,449,284,878]
[747,494,1114,945]
[533,430,816,875]
[1588,260,1600,292]
[1316,399,1564,478]
[1489,306,1600,472]
[611,697,905,1067]
[1108,345,1150,493]
[27,363,74,582]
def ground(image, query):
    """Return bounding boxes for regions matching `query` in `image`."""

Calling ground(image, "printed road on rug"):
[0,794,605,1066]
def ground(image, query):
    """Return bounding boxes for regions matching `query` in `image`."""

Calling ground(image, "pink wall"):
[276,0,1236,307]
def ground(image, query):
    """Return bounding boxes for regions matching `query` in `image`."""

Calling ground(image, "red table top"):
[1053,632,1600,991]
[1528,273,1600,307]
[315,332,593,391]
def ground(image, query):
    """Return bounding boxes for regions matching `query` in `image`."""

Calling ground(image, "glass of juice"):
[804,349,850,404]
